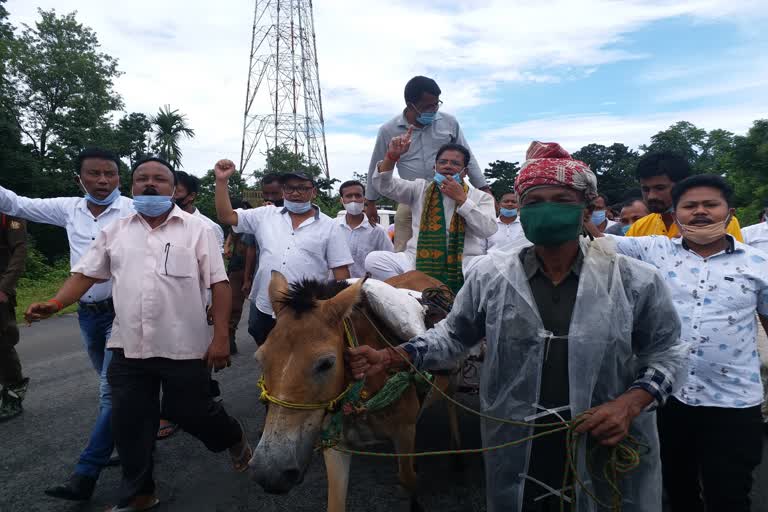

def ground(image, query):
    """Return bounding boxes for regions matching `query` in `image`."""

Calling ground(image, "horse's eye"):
[315,356,336,373]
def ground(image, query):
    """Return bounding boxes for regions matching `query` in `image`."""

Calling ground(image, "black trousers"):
[0,301,23,387]
[659,397,763,512]
[247,304,276,346]
[107,350,242,506]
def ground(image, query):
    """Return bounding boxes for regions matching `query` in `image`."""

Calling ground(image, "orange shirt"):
[626,213,744,242]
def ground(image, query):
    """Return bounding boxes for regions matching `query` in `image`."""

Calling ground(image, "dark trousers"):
[247,302,276,346]
[0,301,23,387]
[228,270,247,339]
[659,397,763,512]
[108,350,242,506]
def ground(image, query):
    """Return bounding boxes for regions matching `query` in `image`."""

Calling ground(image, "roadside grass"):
[14,257,76,323]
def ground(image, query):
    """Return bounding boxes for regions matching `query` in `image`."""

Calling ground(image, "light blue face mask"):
[284,199,313,214]
[591,210,607,225]
[133,194,174,217]
[417,111,437,126]
[85,187,121,206]
[433,173,463,186]
[621,224,632,235]
[499,208,518,218]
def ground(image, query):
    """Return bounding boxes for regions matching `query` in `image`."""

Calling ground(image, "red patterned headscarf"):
[514,141,597,201]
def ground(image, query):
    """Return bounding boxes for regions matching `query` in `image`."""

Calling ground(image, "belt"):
[78,297,115,314]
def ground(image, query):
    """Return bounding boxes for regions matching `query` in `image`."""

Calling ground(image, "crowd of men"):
[0,74,767,512]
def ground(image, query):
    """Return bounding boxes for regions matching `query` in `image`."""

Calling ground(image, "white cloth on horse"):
[347,278,426,340]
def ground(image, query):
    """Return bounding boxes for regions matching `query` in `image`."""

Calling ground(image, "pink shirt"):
[72,207,228,359]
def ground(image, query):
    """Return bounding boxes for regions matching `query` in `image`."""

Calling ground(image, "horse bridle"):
[257,318,359,412]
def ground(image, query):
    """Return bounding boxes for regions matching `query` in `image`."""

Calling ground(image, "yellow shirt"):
[626,213,744,242]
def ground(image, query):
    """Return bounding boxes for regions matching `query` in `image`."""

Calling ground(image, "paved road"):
[1,315,767,511]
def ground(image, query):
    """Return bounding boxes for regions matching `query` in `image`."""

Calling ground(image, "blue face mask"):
[133,194,174,217]
[499,208,518,218]
[621,224,632,235]
[85,188,121,206]
[591,210,607,225]
[284,199,313,214]
[433,173,463,186]
[416,111,437,126]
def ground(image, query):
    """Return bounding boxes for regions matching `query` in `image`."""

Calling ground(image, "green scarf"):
[415,182,466,293]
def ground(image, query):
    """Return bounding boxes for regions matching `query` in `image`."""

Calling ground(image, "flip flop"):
[156,420,179,441]
[230,419,252,473]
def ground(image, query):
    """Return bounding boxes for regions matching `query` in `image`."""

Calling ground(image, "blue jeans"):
[74,306,115,478]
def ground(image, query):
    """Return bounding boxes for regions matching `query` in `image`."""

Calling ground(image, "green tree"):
[196,168,247,222]
[572,143,640,204]
[114,112,152,166]
[5,9,123,171]
[726,119,768,225]
[640,121,735,175]
[483,160,520,198]
[151,104,195,169]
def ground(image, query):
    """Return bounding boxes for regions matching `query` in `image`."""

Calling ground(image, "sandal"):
[156,419,178,441]
[106,495,159,511]
[230,418,252,473]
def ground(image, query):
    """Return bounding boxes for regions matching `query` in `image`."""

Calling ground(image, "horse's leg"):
[323,448,351,512]
[392,423,419,494]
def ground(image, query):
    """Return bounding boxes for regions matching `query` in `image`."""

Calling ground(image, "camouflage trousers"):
[0,300,22,388]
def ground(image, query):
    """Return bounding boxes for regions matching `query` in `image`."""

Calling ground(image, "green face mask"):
[519,202,585,247]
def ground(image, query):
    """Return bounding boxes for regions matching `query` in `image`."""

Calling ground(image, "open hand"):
[25,301,59,324]
[205,336,231,371]
[214,159,236,182]
[345,345,388,380]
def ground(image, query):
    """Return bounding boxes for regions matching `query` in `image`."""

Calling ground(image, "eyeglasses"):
[436,158,464,168]
[413,100,443,113]
[282,185,314,194]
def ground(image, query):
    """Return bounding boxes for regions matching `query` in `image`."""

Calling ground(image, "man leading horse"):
[349,141,689,512]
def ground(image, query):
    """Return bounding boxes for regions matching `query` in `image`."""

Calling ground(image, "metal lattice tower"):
[239,0,330,178]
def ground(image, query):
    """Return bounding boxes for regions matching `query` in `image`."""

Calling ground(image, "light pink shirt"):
[72,206,228,359]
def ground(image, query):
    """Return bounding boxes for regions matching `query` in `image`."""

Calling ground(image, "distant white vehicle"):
[337,208,396,229]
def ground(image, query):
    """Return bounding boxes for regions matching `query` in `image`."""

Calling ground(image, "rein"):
[257,319,360,413]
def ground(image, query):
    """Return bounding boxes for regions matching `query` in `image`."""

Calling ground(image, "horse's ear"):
[269,271,290,317]
[322,279,365,324]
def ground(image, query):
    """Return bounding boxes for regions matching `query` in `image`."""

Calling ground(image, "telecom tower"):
[239,0,330,178]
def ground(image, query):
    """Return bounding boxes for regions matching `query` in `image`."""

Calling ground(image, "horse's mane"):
[277,278,353,316]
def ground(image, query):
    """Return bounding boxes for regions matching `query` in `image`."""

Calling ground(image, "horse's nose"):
[251,463,303,494]
[280,468,301,486]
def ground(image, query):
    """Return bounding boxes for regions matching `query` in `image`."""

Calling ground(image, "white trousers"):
[364,251,414,281]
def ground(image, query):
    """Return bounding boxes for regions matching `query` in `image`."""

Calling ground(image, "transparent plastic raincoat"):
[408,238,688,511]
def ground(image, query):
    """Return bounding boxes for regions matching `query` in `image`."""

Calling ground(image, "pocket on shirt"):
[720,275,759,309]
[160,245,197,278]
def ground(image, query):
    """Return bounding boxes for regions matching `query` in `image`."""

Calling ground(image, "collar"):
[340,214,370,230]
[678,234,738,255]
[280,205,321,220]
[520,245,584,281]
[497,216,519,225]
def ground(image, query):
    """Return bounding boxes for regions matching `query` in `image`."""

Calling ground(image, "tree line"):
[1,4,766,265]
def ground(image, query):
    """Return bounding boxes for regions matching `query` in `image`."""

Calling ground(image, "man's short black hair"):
[404,76,441,105]
[635,151,691,183]
[77,147,120,174]
[671,174,733,208]
[498,191,517,201]
[231,197,252,210]
[261,173,281,186]
[622,198,646,209]
[339,180,365,196]
[174,170,199,195]
[596,193,610,205]
[436,143,471,168]
[131,155,178,184]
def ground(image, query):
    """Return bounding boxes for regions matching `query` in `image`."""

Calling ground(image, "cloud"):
[6,0,767,185]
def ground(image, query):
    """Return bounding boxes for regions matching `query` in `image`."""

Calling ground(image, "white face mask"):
[343,201,364,215]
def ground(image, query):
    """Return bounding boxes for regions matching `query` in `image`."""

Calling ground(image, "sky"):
[7,0,768,187]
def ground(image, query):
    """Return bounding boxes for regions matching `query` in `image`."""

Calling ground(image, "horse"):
[248,270,462,511]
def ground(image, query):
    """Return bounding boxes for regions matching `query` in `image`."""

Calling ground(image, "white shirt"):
[233,205,354,315]
[613,235,768,408]
[0,186,134,303]
[72,206,228,359]
[486,216,526,250]
[192,208,225,253]
[742,221,768,252]
[336,214,394,278]
[371,170,497,271]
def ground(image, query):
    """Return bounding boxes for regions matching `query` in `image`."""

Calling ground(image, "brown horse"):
[249,271,461,511]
